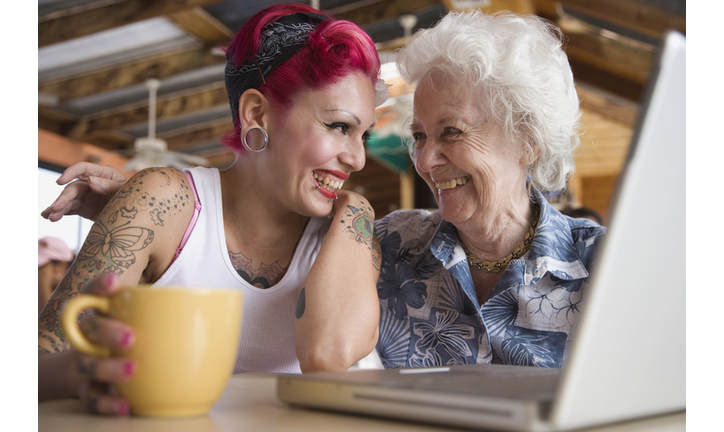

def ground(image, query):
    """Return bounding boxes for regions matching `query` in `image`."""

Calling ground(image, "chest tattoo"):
[228,250,287,288]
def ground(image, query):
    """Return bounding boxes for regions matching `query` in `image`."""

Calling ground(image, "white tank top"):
[154,167,331,374]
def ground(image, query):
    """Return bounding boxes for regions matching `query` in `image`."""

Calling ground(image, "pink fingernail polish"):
[124,361,135,378]
[104,272,117,287]
[118,402,130,415]
[121,331,134,348]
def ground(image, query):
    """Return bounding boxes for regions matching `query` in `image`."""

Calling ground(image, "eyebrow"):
[327,109,376,131]
[409,116,467,131]
[326,109,361,125]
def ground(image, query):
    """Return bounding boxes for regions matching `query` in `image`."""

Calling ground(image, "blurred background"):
[38,0,686,251]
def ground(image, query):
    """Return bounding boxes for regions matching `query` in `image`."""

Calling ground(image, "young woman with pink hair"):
[39,3,384,415]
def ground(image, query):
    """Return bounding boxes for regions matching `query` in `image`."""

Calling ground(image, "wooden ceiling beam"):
[442,0,535,14]
[38,129,136,178]
[39,47,226,103]
[560,14,655,86]
[167,6,234,44]
[556,0,685,39]
[162,120,233,152]
[569,58,644,103]
[576,84,639,127]
[68,82,228,141]
[39,0,226,47]
[39,106,78,136]
[331,0,441,25]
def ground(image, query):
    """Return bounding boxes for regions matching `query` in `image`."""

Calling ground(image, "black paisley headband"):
[224,12,329,123]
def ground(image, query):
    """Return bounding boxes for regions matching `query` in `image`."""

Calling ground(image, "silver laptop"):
[277,30,686,432]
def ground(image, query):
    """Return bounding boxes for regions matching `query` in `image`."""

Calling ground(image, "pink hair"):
[220,4,381,153]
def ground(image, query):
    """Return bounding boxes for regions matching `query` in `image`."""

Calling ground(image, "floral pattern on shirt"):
[375,188,606,369]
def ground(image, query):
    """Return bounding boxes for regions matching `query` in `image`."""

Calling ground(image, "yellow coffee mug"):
[62,285,243,417]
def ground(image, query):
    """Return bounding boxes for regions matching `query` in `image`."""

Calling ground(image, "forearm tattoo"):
[37,169,193,353]
[38,218,155,352]
[339,204,374,249]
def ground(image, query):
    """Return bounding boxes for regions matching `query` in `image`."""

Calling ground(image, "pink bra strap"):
[170,171,202,265]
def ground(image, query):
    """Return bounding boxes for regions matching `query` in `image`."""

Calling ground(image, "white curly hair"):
[397,10,581,194]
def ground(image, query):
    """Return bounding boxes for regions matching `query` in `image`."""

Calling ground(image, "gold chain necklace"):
[461,205,540,273]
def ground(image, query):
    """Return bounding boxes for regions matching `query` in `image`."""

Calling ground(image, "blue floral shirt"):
[374,189,606,369]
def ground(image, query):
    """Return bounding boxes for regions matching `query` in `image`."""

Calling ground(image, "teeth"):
[435,176,469,190]
[313,173,344,192]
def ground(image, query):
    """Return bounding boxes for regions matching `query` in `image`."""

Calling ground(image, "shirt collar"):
[428,188,590,284]
[525,188,590,283]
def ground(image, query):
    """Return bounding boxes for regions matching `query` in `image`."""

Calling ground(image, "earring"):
[242,127,268,152]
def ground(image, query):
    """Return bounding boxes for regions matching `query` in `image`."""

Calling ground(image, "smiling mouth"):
[313,172,345,193]
[435,176,470,190]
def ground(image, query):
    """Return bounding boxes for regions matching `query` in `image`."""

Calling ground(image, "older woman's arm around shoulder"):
[295,190,381,372]
[38,167,195,414]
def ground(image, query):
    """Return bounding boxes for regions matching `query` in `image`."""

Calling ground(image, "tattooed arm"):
[38,167,195,413]
[294,190,381,372]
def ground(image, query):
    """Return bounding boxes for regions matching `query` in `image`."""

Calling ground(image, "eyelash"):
[412,127,460,139]
[442,127,461,136]
[325,122,349,134]
[325,122,371,145]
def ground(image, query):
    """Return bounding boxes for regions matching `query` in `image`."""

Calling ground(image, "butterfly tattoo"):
[78,220,154,269]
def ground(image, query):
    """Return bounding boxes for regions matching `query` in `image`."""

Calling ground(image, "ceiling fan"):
[124,79,208,172]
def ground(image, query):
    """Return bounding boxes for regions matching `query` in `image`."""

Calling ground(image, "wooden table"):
[38,373,685,432]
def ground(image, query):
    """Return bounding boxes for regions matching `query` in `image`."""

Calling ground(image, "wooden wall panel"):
[568,103,636,225]
[580,174,619,224]
[575,110,634,175]
[343,158,401,218]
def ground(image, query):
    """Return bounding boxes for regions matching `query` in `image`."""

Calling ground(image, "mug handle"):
[62,295,111,357]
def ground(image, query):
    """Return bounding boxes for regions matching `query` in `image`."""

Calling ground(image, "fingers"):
[83,272,122,296]
[75,354,135,384]
[78,380,131,416]
[87,174,127,197]
[81,273,137,350]
[56,162,127,186]
[72,272,136,416]
[41,180,90,222]
[55,162,97,186]
[41,163,128,222]
[80,313,135,352]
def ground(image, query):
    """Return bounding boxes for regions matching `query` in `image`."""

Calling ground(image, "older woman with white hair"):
[373,11,606,369]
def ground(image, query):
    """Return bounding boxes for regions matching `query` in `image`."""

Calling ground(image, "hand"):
[41,162,128,222]
[69,273,137,415]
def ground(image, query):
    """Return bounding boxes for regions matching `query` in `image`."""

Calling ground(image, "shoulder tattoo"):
[103,168,192,227]
[339,203,374,249]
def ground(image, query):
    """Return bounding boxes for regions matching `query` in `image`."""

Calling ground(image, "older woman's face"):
[410,78,529,225]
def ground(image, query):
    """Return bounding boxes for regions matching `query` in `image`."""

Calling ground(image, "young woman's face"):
[265,71,376,217]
